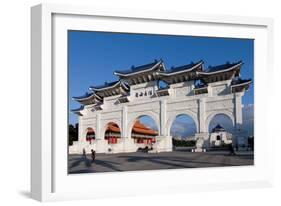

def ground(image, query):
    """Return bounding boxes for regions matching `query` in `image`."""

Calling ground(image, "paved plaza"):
[68,150,254,174]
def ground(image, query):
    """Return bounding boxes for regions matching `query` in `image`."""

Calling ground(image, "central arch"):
[165,110,199,136]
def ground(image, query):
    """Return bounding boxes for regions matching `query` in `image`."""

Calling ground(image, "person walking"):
[82,148,86,158]
[229,143,235,155]
[91,149,96,162]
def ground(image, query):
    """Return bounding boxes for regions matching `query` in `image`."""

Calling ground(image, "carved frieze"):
[206,99,234,112]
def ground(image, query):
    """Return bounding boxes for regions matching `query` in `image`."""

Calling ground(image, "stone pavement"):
[68,150,254,174]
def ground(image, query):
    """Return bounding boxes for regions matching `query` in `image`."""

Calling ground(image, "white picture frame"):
[31,3,274,202]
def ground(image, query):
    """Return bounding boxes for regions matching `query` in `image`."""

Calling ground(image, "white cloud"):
[170,121,196,138]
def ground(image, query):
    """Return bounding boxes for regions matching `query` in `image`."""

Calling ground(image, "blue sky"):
[68,30,254,135]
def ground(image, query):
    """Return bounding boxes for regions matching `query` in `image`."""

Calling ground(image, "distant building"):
[209,124,232,147]
[84,121,157,148]
[173,136,182,141]
[103,121,157,145]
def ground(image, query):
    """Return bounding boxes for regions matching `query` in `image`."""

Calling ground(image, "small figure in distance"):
[235,143,239,152]
[144,146,149,153]
[82,148,86,158]
[91,149,96,162]
[229,143,236,155]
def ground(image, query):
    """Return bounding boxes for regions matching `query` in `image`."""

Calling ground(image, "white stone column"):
[153,99,172,152]
[122,106,128,138]
[234,93,243,130]
[78,116,84,142]
[194,98,209,152]
[233,92,244,147]
[96,113,102,139]
[198,98,206,133]
[122,106,137,152]
[160,100,167,136]
[94,112,109,153]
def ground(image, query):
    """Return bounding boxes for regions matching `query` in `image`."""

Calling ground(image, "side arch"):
[127,111,160,138]
[165,110,199,136]
[85,127,95,142]
[80,126,96,142]
[205,110,235,133]
[100,119,123,139]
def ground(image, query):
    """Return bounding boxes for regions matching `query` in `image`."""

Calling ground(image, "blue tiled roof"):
[164,61,202,74]
[89,81,130,92]
[206,61,242,72]
[71,106,84,112]
[212,124,225,132]
[90,80,119,90]
[73,92,93,100]
[114,60,161,75]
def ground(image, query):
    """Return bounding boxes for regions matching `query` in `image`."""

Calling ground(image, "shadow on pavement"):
[69,151,254,174]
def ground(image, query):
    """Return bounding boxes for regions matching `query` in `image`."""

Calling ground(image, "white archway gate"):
[70,60,251,154]
[73,92,243,154]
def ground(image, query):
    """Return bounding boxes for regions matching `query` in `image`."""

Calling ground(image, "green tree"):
[68,124,78,146]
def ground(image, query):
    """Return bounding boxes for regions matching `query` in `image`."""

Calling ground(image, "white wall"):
[0,0,280,206]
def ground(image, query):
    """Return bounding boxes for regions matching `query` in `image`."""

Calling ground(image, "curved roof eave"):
[90,81,130,92]
[72,93,95,101]
[71,106,84,113]
[113,61,163,77]
[197,62,243,76]
[156,61,203,76]
[89,81,121,92]
[231,80,252,87]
